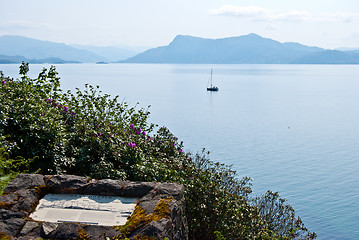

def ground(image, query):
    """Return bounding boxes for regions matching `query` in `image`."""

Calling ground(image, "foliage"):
[0,174,13,195]
[0,63,316,239]
[252,191,317,239]
[0,63,153,177]
[0,141,34,194]
[178,149,262,239]
[214,231,226,240]
[0,64,67,173]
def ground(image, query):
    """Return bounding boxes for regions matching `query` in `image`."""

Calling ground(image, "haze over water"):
[1,63,359,239]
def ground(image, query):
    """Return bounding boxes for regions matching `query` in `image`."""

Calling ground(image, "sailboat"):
[207,68,219,91]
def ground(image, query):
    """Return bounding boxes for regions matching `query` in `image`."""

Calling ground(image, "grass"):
[0,174,15,195]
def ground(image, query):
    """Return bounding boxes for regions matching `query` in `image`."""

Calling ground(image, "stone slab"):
[30,194,137,226]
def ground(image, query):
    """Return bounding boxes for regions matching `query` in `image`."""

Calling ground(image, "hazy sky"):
[1,0,358,49]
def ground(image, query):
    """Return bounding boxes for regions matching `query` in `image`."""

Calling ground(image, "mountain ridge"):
[122,33,359,64]
[0,35,139,63]
[1,34,359,64]
[0,35,105,62]
[0,54,79,64]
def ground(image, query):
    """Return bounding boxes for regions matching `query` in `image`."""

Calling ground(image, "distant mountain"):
[0,55,25,64]
[0,35,105,63]
[28,57,80,64]
[123,34,359,64]
[70,44,139,62]
[292,50,359,64]
[0,54,79,64]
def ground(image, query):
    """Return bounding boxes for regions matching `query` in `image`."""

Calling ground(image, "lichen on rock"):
[116,197,173,237]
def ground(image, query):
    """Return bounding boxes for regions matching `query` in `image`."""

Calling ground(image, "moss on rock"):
[116,197,174,237]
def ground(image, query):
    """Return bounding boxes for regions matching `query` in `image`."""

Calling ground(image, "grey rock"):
[45,174,90,193]
[83,179,126,196]
[41,222,58,236]
[138,199,158,215]
[0,189,40,214]
[84,179,155,197]
[121,181,156,198]
[0,193,18,209]
[83,225,118,239]
[131,218,173,239]
[19,221,39,235]
[16,189,41,212]
[0,209,25,220]
[130,197,188,239]
[44,223,79,239]
[155,182,184,200]
[0,218,25,236]
[3,174,45,193]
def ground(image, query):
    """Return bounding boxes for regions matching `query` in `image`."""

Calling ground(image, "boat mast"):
[210,68,213,88]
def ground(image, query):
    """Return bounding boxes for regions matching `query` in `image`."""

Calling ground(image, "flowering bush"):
[0,63,316,239]
[0,64,69,173]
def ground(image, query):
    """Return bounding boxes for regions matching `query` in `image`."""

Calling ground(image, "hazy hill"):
[123,34,359,64]
[291,50,359,64]
[0,54,79,64]
[0,35,104,63]
[0,55,24,64]
[70,44,139,62]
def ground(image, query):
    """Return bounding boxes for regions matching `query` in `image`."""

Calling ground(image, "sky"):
[1,0,359,50]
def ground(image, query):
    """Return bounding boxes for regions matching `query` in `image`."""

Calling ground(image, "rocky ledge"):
[0,174,188,240]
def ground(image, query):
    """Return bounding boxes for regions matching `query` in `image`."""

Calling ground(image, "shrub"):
[252,191,317,239]
[0,64,68,173]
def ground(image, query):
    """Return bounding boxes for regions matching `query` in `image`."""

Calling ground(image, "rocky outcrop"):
[0,174,188,239]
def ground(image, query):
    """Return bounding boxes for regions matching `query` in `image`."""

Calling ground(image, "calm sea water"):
[1,63,359,239]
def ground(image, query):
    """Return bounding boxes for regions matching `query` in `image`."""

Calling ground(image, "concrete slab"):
[30,194,137,226]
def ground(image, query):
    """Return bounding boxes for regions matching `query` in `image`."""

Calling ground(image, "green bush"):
[0,64,67,173]
[0,63,316,239]
[252,191,317,239]
[0,141,35,194]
